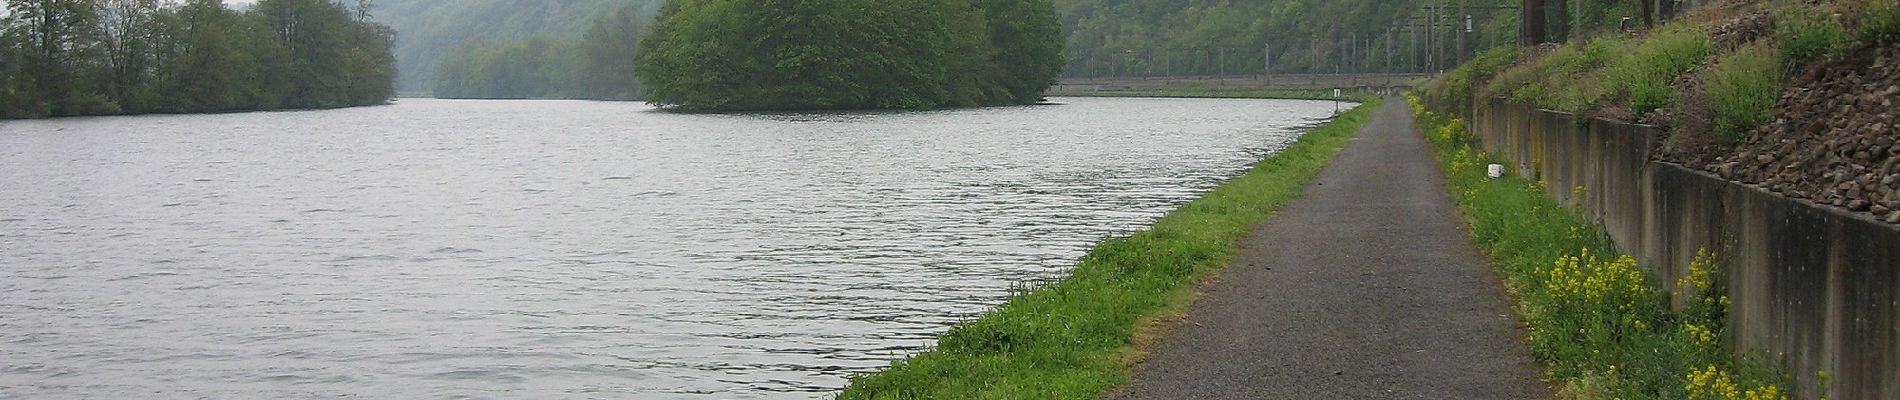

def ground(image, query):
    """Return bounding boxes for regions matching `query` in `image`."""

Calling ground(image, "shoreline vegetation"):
[1408,95,1789,399]
[838,98,1379,398]
[0,0,397,120]
[633,0,1064,112]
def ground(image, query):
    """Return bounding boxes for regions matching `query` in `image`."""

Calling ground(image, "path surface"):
[1110,99,1550,399]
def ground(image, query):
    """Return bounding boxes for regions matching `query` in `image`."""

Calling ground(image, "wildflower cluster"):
[1408,96,1788,399]
[1687,365,1787,400]
[1548,250,1648,304]
[1683,323,1718,344]
[1679,249,1731,325]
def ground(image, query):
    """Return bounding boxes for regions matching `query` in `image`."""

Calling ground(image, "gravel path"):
[1109,99,1550,399]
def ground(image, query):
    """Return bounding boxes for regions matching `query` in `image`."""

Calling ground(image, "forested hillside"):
[0,0,394,119]
[1054,0,1501,76]
[369,0,662,94]
[431,4,647,100]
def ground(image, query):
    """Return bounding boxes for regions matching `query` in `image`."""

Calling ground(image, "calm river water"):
[0,98,1335,398]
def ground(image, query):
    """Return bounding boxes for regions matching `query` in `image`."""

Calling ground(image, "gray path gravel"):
[1109,99,1550,399]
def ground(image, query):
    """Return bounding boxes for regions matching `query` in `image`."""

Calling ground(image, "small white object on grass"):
[1487,164,1505,180]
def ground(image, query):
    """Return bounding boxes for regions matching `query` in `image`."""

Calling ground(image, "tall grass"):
[1487,36,1627,114]
[1775,4,1854,71]
[1427,46,1524,108]
[1408,95,1788,400]
[837,99,1380,399]
[1606,26,1713,119]
[1704,44,1781,144]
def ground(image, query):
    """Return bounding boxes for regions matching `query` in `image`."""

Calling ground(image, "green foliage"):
[431,5,648,100]
[1484,35,1626,114]
[1408,97,1787,399]
[1860,1,1900,46]
[0,0,395,119]
[1774,4,1853,71]
[1606,25,1712,119]
[839,100,1379,398]
[635,0,1064,111]
[1426,45,1523,108]
[1704,44,1779,144]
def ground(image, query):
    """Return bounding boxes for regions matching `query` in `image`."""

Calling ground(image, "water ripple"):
[0,97,1334,399]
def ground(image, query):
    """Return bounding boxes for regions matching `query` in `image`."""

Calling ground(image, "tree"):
[635,0,1064,111]
[9,0,111,115]
[98,0,161,110]
[2,0,396,119]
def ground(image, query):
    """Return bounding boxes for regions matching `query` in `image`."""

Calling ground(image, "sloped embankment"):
[1713,45,1900,222]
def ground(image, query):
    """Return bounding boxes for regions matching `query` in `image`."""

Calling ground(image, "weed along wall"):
[1466,98,1900,399]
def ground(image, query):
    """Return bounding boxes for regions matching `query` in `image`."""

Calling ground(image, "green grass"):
[1704,43,1782,144]
[1605,25,1713,119]
[1407,95,1788,400]
[1775,3,1854,71]
[1486,36,1628,114]
[1425,45,1525,108]
[838,99,1381,399]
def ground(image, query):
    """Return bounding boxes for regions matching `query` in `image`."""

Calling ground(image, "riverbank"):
[1408,95,1787,399]
[837,99,1380,398]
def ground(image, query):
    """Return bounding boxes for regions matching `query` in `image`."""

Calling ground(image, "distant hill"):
[1051,0,1526,75]
[370,0,663,94]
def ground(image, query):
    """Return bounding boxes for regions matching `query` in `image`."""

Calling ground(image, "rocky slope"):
[1709,44,1900,223]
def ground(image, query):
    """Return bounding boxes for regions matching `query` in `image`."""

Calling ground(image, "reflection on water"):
[0,97,1335,398]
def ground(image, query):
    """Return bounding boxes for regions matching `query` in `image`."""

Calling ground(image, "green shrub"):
[1704,44,1781,144]
[1859,1,1900,46]
[1775,4,1854,71]
[1607,25,1713,119]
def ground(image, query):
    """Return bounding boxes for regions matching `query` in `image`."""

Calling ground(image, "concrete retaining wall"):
[1465,99,1899,399]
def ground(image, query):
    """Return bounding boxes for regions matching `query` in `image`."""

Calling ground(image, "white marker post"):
[1332,88,1342,115]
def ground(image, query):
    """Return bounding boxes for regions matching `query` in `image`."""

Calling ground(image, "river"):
[0,97,1336,398]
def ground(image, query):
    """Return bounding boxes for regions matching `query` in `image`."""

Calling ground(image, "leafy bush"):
[1704,44,1781,144]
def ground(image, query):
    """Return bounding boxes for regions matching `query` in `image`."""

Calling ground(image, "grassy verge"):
[838,99,1381,399]
[1406,95,1791,400]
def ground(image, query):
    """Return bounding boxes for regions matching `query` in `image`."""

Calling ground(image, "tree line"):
[0,0,396,119]
[431,4,647,100]
[633,0,1065,111]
